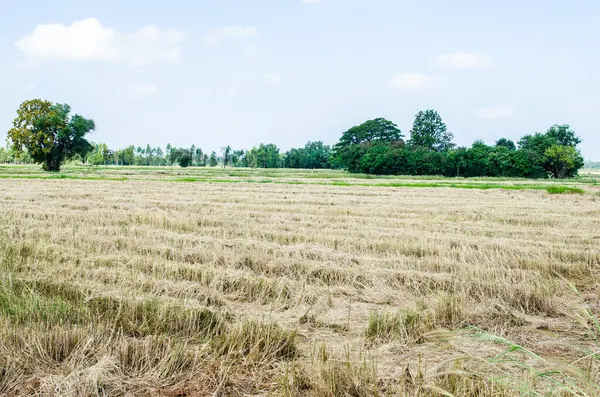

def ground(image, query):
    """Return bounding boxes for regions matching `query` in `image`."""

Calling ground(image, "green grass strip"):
[0,173,587,194]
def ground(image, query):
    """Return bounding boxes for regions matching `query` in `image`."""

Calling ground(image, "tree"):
[135,146,143,165]
[156,147,165,165]
[190,145,196,165]
[7,100,53,153]
[123,146,135,166]
[519,126,584,178]
[512,149,548,179]
[232,150,245,167]
[358,144,400,175]
[283,141,332,169]
[301,141,331,169]
[331,143,369,172]
[257,144,281,168]
[144,144,153,166]
[209,151,218,167]
[222,146,232,167]
[168,147,180,165]
[89,143,108,166]
[7,100,95,171]
[176,148,193,168]
[194,147,204,166]
[336,118,403,146]
[165,147,193,167]
[488,145,515,176]
[283,148,302,168]
[0,147,13,164]
[544,145,584,179]
[546,124,581,147]
[332,119,402,171]
[445,147,469,177]
[495,138,516,151]
[165,144,173,165]
[518,133,556,154]
[464,140,493,177]
[408,110,454,152]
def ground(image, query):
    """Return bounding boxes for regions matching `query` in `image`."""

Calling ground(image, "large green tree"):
[545,124,581,147]
[544,145,584,179]
[177,149,193,167]
[332,118,402,171]
[519,125,584,178]
[336,118,402,146]
[7,100,95,171]
[408,110,454,152]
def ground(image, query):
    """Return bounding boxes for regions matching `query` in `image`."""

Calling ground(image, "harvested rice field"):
[0,168,599,396]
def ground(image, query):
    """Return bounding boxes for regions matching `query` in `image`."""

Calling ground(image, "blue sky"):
[1,0,599,159]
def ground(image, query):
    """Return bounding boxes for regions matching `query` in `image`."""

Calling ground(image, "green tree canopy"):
[284,141,331,169]
[245,143,281,168]
[194,147,204,166]
[518,133,556,154]
[176,148,193,167]
[495,138,516,151]
[544,145,584,179]
[545,124,581,147]
[332,118,402,171]
[519,125,584,178]
[88,143,109,166]
[408,109,454,152]
[222,146,232,167]
[336,118,403,146]
[7,100,95,171]
[0,147,13,164]
[231,149,245,167]
[209,151,218,167]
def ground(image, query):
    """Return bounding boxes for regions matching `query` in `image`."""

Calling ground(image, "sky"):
[1,0,599,159]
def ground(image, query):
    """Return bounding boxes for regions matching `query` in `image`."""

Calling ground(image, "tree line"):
[331,111,585,179]
[2,100,333,171]
[84,142,323,169]
[3,99,587,178]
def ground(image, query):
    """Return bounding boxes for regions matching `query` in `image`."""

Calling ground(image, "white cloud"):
[475,105,514,119]
[436,52,492,69]
[126,82,158,99]
[204,25,259,48]
[265,73,281,85]
[390,73,438,89]
[15,18,185,66]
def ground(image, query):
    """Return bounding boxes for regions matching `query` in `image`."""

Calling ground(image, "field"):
[0,166,599,396]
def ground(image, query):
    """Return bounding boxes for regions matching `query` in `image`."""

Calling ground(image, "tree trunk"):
[43,156,62,172]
